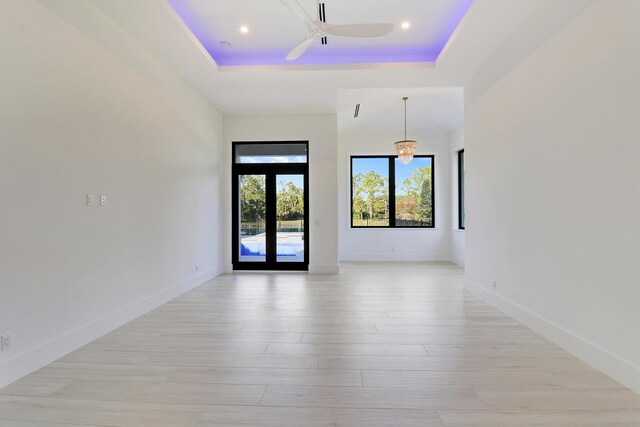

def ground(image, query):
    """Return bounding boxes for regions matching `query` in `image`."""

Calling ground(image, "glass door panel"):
[276,174,305,263]
[239,174,266,262]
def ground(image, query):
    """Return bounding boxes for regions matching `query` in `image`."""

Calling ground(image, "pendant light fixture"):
[394,96,417,165]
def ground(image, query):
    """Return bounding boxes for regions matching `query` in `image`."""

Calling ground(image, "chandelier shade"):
[394,139,417,165]
[394,97,417,164]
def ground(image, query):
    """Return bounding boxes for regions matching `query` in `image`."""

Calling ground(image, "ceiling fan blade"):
[286,37,315,61]
[279,0,315,27]
[322,22,394,38]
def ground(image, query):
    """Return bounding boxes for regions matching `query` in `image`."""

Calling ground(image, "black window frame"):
[350,155,435,229]
[458,149,465,230]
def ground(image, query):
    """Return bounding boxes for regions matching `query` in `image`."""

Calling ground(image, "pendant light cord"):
[403,96,408,141]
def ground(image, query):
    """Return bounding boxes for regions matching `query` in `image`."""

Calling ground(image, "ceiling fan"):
[279,0,394,61]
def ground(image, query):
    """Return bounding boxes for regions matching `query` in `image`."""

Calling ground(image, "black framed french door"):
[232,142,309,271]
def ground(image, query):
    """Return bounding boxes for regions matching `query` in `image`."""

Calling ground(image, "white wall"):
[464,0,640,392]
[338,133,451,261]
[450,127,465,266]
[0,0,224,388]
[223,114,339,274]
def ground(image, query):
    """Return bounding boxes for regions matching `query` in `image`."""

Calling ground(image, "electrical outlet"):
[86,194,94,206]
[100,195,107,207]
[1,333,12,351]
[491,279,497,290]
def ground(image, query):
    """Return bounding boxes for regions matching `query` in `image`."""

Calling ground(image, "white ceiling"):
[168,0,473,66]
[86,0,593,134]
[338,88,464,134]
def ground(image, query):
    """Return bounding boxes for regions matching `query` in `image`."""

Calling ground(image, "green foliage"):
[399,166,432,224]
[352,171,388,219]
[240,175,265,221]
[276,181,304,220]
[396,195,416,220]
[417,173,433,224]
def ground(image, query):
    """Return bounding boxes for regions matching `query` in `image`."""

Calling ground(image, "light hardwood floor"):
[1,262,639,426]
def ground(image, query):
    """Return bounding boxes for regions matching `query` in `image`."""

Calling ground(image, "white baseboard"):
[465,278,640,395]
[0,268,221,389]
[450,254,465,267]
[340,253,450,262]
[309,264,340,274]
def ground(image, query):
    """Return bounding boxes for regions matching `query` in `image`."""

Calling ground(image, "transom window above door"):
[235,143,308,164]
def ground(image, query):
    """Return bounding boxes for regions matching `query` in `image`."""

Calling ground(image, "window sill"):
[350,227,441,231]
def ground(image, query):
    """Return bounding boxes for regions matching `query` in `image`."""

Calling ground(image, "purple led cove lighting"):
[433,0,475,54]
[213,49,440,67]
[168,0,474,67]
[167,0,218,57]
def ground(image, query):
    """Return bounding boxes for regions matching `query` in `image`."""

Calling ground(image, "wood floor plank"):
[554,371,626,389]
[31,362,175,383]
[344,317,522,327]
[376,324,532,335]
[195,406,444,426]
[319,355,496,371]
[51,379,266,406]
[168,366,363,387]
[146,352,319,369]
[155,331,304,342]
[118,321,244,332]
[58,349,152,365]
[240,322,377,334]
[475,388,640,410]
[261,385,486,410]
[301,333,452,345]
[269,309,390,318]
[83,340,269,354]
[0,396,206,427]
[241,316,344,326]
[425,344,569,357]
[362,369,561,389]
[0,376,70,397]
[0,422,103,427]
[447,334,557,347]
[267,343,429,356]
[438,409,640,425]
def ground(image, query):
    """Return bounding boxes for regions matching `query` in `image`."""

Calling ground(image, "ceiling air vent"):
[318,2,327,45]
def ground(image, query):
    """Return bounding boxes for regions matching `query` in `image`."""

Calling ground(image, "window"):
[458,149,465,229]
[351,155,434,228]
[235,142,307,164]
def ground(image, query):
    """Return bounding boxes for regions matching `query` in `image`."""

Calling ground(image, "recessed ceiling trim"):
[160,0,219,70]
[436,2,475,64]
[218,61,434,73]
[167,0,474,68]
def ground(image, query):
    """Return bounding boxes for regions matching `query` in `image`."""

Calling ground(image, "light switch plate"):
[1,334,12,351]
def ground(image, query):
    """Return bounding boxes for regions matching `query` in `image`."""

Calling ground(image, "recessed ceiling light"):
[220,41,232,48]
[401,21,411,30]
[239,25,249,34]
